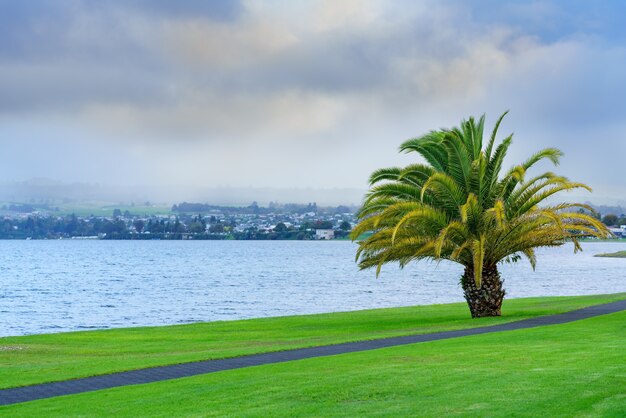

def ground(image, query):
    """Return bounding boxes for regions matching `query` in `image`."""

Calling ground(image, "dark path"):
[2,299,625,407]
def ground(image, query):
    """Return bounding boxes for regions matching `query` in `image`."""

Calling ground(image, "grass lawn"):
[2,304,624,416]
[595,250,626,258]
[0,201,173,217]
[56,202,172,217]
[1,293,624,391]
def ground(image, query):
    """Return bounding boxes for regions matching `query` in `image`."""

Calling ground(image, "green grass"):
[57,202,172,217]
[0,200,173,217]
[2,304,624,416]
[1,293,624,391]
[595,250,626,258]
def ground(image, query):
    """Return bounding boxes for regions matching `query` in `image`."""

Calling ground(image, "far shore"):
[595,250,626,258]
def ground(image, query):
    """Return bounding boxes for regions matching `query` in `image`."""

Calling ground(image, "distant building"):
[608,227,625,238]
[315,229,335,240]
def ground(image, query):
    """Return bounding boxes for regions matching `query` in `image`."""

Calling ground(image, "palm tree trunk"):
[461,265,506,318]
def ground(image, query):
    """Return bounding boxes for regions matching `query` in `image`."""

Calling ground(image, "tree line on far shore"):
[0,215,351,240]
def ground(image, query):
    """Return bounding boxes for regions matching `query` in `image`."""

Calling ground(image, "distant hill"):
[0,178,366,207]
[1,178,620,212]
[172,202,357,215]
[586,202,626,217]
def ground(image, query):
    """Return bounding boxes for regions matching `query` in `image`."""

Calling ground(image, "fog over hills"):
[0,179,366,207]
[1,178,625,214]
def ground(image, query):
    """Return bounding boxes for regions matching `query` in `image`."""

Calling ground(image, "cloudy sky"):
[1,0,625,204]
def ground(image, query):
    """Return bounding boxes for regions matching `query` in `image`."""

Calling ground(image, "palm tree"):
[351,112,608,318]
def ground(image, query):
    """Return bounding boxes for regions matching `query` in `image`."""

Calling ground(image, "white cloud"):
[79,90,347,141]
[1,0,625,202]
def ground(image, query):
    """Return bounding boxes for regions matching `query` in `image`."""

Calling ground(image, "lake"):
[1,240,625,337]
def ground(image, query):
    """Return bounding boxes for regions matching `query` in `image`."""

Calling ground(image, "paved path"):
[1,299,625,407]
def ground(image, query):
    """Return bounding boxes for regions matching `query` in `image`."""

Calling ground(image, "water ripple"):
[0,240,625,337]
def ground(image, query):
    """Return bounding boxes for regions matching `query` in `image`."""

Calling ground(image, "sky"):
[1,0,625,204]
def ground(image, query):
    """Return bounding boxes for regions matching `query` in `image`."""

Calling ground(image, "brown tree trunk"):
[461,265,506,318]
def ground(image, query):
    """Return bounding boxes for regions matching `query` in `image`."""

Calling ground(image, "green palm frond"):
[485,110,508,160]
[368,167,403,185]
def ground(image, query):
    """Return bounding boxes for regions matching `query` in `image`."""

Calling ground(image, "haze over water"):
[2,240,625,337]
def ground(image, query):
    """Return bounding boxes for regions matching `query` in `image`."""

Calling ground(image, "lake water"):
[1,240,625,337]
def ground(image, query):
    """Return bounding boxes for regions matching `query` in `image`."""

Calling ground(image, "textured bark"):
[461,265,506,318]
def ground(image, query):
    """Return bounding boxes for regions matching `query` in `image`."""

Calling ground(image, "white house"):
[315,229,335,240]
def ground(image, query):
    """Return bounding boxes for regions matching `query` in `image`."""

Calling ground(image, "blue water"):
[1,240,625,337]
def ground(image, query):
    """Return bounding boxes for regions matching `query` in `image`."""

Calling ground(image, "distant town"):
[1,200,625,240]
[0,201,358,240]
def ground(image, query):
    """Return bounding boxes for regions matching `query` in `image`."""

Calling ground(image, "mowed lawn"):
[1,294,624,390]
[2,305,624,416]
